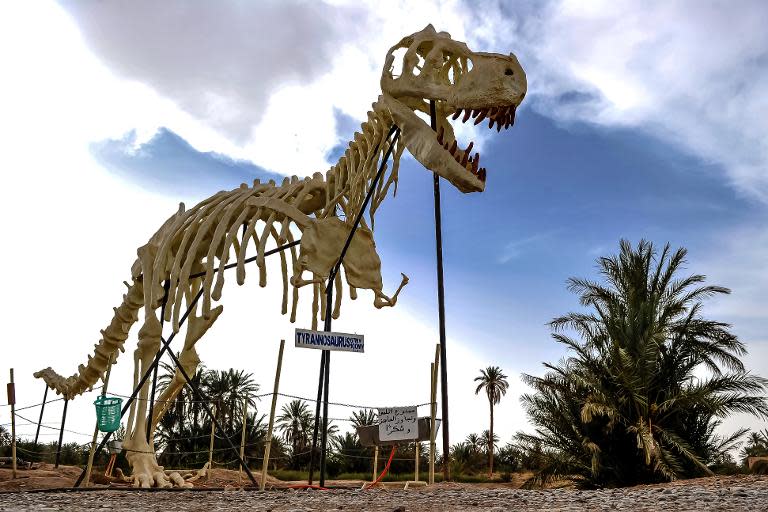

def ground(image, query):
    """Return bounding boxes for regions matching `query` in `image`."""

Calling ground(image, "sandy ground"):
[2,465,768,511]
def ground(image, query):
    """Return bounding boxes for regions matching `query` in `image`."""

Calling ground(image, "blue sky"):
[2,0,767,451]
[90,97,766,371]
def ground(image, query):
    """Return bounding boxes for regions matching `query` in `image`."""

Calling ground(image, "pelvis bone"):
[294,217,409,310]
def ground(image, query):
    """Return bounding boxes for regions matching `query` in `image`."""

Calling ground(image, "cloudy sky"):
[2,0,767,458]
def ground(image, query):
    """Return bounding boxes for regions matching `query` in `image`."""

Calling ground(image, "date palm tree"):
[276,399,313,457]
[475,366,509,476]
[206,368,259,431]
[350,408,377,428]
[520,240,768,487]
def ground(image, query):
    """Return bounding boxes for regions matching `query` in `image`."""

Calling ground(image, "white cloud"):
[4,0,766,460]
[499,232,554,264]
[47,0,501,176]
[0,1,529,450]
[493,0,768,201]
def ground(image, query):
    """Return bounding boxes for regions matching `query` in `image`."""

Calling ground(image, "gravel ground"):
[2,476,767,511]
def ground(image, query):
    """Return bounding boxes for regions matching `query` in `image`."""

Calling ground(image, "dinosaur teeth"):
[474,109,487,125]
[465,141,474,154]
[461,150,469,166]
[437,125,444,144]
[449,140,458,154]
[472,153,480,174]
[510,106,517,126]
[488,118,495,129]
[479,167,487,182]
[462,109,472,123]
[452,109,462,120]
[471,109,481,118]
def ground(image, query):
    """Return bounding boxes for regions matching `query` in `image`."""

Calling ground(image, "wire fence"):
[1,383,440,465]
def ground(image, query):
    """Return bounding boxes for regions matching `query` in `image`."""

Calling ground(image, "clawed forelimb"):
[374,272,409,308]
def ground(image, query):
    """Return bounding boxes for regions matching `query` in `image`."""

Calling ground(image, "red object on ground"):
[365,446,397,489]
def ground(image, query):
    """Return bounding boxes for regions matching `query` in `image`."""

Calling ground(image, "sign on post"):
[6,382,15,405]
[378,406,418,441]
[295,328,364,353]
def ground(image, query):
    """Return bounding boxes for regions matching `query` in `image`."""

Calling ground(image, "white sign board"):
[295,328,364,353]
[377,406,418,441]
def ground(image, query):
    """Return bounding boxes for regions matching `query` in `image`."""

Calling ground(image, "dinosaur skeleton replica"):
[34,25,526,487]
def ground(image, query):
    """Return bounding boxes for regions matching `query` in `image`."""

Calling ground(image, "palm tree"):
[276,399,313,456]
[350,409,377,428]
[475,366,509,476]
[153,363,261,468]
[741,429,768,461]
[464,433,482,455]
[206,368,259,430]
[520,240,768,487]
[479,429,500,455]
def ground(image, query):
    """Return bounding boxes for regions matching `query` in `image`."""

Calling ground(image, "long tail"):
[34,280,144,398]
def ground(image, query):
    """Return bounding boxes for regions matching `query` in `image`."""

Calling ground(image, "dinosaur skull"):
[380,24,527,193]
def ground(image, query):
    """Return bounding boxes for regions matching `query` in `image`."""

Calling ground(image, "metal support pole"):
[429,100,450,480]
[73,240,298,488]
[8,369,17,479]
[34,385,48,446]
[310,125,400,485]
[84,354,115,486]
[260,339,285,490]
[307,353,325,485]
[319,350,331,487]
[54,398,69,468]
[146,279,171,443]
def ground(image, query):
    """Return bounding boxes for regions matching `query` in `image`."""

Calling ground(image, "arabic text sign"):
[377,406,418,441]
[295,328,364,353]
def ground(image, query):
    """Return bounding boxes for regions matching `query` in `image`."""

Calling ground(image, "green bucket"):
[94,396,123,433]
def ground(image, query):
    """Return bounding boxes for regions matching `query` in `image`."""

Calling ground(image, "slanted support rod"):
[73,287,204,488]
[161,335,258,486]
[146,279,171,443]
[73,239,299,488]
[33,384,48,446]
[54,398,69,468]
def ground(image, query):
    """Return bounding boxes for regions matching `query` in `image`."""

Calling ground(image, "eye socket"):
[505,68,514,76]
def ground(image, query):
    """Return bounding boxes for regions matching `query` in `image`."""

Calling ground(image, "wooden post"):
[260,339,285,490]
[414,441,419,482]
[208,402,217,477]
[84,355,115,487]
[238,396,248,486]
[429,344,440,484]
[429,362,435,484]
[8,369,17,479]
[372,445,379,482]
